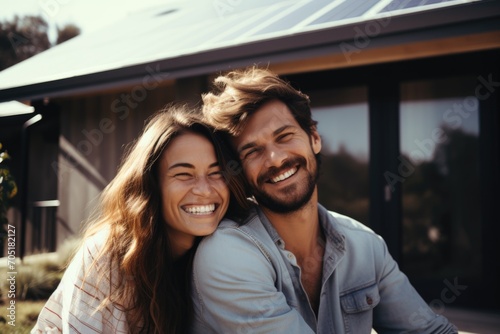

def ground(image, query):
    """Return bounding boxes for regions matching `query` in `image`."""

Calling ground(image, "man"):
[191,67,457,333]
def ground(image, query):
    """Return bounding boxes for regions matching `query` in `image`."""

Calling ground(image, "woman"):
[31,105,248,334]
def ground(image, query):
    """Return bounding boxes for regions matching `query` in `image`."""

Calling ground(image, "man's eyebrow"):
[168,161,220,170]
[273,125,294,136]
[238,142,257,155]
[238,125,295,154]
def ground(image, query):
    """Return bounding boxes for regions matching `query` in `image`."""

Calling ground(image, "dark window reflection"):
[400,76,481,280]
[311,86,370,226]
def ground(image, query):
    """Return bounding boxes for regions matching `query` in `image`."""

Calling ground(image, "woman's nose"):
[191,177,212,196]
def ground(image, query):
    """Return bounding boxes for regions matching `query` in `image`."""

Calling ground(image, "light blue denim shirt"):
[191,204,457,333]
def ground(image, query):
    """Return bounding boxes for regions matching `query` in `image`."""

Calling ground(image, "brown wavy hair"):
[202,66,318,137]
[82,104,248,333]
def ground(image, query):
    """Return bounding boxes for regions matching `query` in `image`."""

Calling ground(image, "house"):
[0,0,498,311]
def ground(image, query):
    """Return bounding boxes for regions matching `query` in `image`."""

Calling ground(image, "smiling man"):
[191,67,458,333]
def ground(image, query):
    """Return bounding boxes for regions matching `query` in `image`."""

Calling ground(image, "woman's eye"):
[174,173,193,181]
[209,171,224,180]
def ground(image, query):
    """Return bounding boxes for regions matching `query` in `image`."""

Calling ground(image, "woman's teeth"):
[183,204,216,215]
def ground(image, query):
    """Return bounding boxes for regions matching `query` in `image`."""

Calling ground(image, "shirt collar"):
[255,204,346,252]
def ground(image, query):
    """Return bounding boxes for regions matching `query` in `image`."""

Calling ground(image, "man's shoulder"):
[322,207,382,245]
[217,207,265,233]
[194,209,279,271]
[201,208,269,246]
[326,210,374,233]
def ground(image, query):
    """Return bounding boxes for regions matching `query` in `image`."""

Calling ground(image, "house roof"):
[0,100,34,117]
[0,0,498,103]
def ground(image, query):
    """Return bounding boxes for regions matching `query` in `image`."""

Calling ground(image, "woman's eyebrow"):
[168,162,194,171]
[168,161,220,171]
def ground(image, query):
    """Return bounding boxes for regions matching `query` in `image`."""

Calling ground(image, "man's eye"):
[243,148,259,160]
[278,133,293,141]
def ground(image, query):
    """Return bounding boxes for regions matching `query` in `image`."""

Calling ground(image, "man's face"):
[232,99,322,213]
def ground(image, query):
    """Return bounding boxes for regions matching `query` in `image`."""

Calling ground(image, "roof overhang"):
[0,100,35,117]
[0,0,499,103]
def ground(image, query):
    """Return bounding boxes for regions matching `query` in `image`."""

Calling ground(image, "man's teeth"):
[184,204,216,215]
[271,167,297,183]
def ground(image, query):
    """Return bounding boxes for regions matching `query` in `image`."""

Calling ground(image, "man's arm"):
[191,225,315,334]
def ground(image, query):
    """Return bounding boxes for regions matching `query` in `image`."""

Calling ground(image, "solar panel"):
[309,0,381,25]
[201,5,288,46]
[251,0,332,36]
[380,0,457,12]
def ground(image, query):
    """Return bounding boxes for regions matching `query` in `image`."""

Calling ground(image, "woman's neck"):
[168,231,195,259]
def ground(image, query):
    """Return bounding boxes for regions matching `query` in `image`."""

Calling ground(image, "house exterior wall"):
[49,78,204,249]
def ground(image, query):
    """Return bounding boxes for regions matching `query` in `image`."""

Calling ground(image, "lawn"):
[0,299,46,333]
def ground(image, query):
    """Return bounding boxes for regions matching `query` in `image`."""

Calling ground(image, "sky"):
[0,0,176,42]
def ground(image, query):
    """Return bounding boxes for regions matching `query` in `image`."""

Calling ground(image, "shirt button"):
[366,296,373,305]
[287,253,293,259]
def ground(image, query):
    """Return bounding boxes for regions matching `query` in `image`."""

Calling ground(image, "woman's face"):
[158,131,229,256]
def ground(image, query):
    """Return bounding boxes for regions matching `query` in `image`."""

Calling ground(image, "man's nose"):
[264,145,287,168]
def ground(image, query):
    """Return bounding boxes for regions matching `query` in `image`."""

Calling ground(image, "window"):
[311,86,370,225]
[399,76,481,279]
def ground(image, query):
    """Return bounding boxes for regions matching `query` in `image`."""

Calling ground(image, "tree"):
[0,15,50,71]
[56,23,81,45]
[0,15,80,71]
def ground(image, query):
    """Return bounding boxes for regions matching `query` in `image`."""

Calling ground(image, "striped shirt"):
[31,230,130,333]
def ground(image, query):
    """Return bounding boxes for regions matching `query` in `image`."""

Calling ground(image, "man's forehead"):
[233,101,297,147]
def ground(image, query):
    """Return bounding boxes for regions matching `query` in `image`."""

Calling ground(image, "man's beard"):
[251,156,319,214]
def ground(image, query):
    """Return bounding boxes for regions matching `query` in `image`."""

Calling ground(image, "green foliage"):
[0,235,80,302]
[0,237,76,331]
[16,265,63,301]
[0,142,17,236]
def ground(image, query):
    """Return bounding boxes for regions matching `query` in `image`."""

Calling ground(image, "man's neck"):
[261,192,323,259]
[262,192,325,315]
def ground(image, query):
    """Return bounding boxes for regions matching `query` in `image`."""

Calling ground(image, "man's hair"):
[202,66,318,136]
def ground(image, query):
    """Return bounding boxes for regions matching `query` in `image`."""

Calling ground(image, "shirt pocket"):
[340,283,380,333]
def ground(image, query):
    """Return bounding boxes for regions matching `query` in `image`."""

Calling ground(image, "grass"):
[0,237,81,333]
[0,299,46,333]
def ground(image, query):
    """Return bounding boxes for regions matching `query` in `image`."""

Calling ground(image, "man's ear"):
[311,127,322,154]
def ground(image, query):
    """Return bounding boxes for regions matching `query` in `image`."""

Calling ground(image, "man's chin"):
[255,194,311,214]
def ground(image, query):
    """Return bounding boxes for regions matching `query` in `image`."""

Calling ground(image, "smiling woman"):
[30,104,249,334]
[159,131,230,257]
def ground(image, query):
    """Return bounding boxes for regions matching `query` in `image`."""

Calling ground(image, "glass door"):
[399,75,482,303]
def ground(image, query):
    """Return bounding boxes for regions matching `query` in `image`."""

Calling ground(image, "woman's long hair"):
[82,104,248,333]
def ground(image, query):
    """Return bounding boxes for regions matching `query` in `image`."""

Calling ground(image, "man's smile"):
[269,166,298,184]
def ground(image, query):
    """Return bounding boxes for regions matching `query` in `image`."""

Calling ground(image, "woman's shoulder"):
[68,227,113,273]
